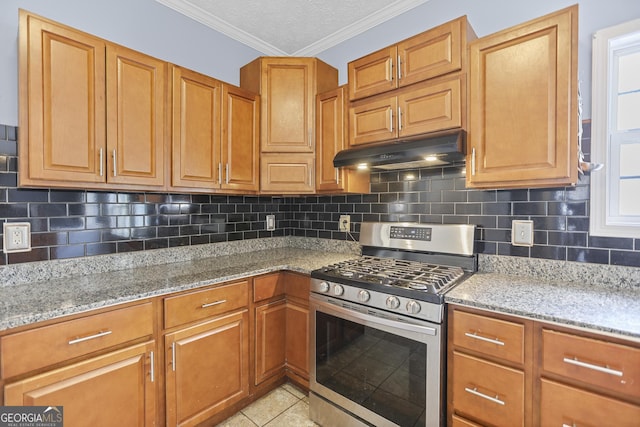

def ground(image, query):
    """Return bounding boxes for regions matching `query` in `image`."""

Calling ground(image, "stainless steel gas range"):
[309,222,477,427]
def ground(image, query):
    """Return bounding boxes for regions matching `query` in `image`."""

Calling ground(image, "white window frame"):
[590,18,640,238]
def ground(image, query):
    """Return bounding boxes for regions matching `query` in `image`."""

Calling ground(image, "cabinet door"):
[171,65,221,190]
[261,58,315,153]
[316,87,345,191]
[255,299,286,385]
[106,43,166,188]
[397,16,465,88]
[398,76,463,138]
[348,46,397,100]
[467,6,578,189]
[260,153,315,193]
[222,85,260,192]
[165,310,249,427]
[19,11,106,185]
[285,301,309,381]
[349,95,398,146]
[4,341,156,427]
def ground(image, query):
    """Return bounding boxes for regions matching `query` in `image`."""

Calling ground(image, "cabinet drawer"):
[540,379,640,427]
[452,309,525,365]
[164,280,248,329]
[253,273,284,302]
[452,415,483,427]
[452,352,525,427]
[541,328,640,399]
[1,302,153,378]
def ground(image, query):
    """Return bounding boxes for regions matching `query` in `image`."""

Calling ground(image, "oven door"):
[309,293,444,427]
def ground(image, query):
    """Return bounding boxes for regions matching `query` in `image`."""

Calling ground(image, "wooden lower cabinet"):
[4,341,156,427]
[254,299,287,384]
[165,309,250,427]
[449,304,640,426]
[285,299,309,383]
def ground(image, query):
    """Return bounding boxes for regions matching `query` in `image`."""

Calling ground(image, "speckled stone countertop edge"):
[0,243,360,332]
[446,270,640,341]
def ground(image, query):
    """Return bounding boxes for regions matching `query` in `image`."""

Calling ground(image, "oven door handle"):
[311,295,438,336]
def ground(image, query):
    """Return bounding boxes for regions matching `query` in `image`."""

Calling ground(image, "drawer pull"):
[465,331,505,346]
[562,424,576,427]
[171,342,176,372]
[464,387,505,406]
[68,330,112,345]
[563,356,623,377]
[201,299,227,309]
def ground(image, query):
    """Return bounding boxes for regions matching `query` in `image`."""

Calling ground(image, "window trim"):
[590,18,640,238]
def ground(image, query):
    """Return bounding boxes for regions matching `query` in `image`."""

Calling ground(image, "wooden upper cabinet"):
[349,75,464,147]
[240,57,338,154]
[171,65,222,190]
[19,10,106,185]
[316,86,369,194]
[348,16,473,101]
[106,44,166,188]
[466,5,578,189]
[19,11,167,191]
[221,85,260,192]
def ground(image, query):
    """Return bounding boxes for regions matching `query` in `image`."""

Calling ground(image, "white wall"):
[2,0,640,125]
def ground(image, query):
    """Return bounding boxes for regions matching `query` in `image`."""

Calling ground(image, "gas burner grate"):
[320,256,465,293]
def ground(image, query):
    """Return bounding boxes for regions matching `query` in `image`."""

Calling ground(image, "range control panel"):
[390,226,432,241]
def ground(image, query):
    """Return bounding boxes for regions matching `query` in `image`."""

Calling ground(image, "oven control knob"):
[333,284,344,296]
[318,281,330,293]
[406,300,421,314]
[386,296,400,310]
[358,290,370,302]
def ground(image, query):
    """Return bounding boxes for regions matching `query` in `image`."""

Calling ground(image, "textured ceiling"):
[155,0,429,56]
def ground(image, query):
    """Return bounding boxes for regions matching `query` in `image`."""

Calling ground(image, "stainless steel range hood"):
[333,130,466,170]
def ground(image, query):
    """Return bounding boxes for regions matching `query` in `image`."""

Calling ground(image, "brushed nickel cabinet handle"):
[171,342,176,372]
[464,331,505,346]
[389,109,394,133]
[471,147,476,176]
[398,107,403,131]
[464,387,505,406]
[389,58,393,81]
[225,163,230,184]
[563,356,623,377]
[201,299,227,309]
[112,149,117,177]
[99,148,104,177]
[68,330,112,345]
[397,55,402,80]
[150,351,155,382]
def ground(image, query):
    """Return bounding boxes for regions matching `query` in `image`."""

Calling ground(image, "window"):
[590,18,640,238]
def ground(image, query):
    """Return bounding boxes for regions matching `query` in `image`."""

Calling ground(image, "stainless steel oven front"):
[309,292,445,427]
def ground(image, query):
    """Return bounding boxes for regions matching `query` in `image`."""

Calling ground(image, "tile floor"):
[216,383,318,427]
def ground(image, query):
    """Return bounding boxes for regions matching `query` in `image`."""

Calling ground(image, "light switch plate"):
[266,215,276,231]
[3,222,32,253]
[511,220,534,247]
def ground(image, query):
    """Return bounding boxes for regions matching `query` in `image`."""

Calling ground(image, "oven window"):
[315,311,427,426]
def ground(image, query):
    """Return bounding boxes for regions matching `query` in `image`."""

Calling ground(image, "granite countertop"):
[2,237,640,342]
[446,267,640,341]
[0,245,358,331]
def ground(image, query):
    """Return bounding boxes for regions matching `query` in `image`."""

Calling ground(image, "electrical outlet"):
[339,215,350,232]
[511,220,534,247]
[3,222,32,253]
[266,215,276,231]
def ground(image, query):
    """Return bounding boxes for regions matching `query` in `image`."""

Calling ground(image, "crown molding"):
[155,0,429,56]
